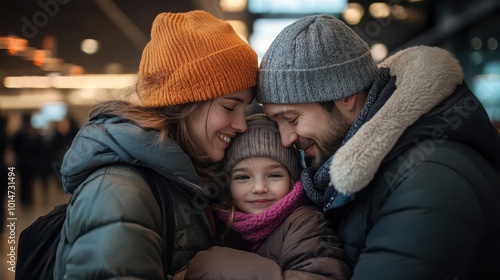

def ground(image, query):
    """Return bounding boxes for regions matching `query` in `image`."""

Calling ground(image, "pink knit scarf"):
[216,181,307,245]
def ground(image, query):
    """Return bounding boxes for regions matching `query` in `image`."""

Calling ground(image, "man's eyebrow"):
[271,110,293,119]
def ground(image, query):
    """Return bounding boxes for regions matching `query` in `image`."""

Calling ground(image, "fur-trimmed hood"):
[330,46,465,195]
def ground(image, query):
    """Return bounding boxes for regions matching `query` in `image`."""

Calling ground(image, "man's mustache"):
[294,139,315,151]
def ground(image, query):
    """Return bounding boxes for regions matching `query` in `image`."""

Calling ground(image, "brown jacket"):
[185,205,352,279]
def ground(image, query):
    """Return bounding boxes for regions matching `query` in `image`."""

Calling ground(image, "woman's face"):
[187,88,253,162]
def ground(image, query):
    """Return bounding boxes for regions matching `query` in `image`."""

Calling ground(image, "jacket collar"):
[329,46,465,195]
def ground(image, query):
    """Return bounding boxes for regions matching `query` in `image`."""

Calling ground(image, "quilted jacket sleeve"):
[260,205,352,280]
[55,167,164,279]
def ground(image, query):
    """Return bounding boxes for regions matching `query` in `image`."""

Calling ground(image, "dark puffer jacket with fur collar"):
[327,46,500,280]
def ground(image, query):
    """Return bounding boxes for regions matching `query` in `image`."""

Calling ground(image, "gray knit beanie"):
[224,114,301,181]
[257,14,379,104]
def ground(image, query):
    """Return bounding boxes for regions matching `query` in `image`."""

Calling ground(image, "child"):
[185,114,352,279]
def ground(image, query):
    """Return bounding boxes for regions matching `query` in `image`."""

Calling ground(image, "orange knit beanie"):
[138,10,258,107]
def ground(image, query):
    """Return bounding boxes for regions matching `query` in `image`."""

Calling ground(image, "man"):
[257,14,500,280]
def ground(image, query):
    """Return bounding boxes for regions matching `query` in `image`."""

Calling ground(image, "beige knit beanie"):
[224,114,302,181]
[138,10,258,107]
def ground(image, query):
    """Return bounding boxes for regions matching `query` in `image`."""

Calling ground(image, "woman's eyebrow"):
[222,96,246,103]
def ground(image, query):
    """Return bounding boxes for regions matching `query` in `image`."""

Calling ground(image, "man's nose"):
[279,125,298,148]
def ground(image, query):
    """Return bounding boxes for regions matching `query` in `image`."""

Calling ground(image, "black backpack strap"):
[137,167,176,278]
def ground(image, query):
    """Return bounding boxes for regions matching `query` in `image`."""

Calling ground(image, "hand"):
[185,246,281,280]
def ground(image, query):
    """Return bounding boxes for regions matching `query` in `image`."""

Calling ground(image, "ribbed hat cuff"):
[141,44,257,107]
[224,127,301,181]
[257,52,379,104]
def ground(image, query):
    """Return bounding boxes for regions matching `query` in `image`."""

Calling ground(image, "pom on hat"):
[138,10,258,107]
[257,14,379,104]
[224,114,301,181]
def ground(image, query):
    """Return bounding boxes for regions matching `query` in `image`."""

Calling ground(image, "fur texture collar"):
[330,46,464,195]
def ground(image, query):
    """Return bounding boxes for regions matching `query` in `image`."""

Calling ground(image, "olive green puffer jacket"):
[54,116,214,279]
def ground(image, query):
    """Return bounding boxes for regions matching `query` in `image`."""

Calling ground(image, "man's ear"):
[333,91,366,123]
[336,94,357,111]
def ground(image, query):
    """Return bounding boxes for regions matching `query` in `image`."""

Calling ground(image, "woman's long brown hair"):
[89,98,225,188]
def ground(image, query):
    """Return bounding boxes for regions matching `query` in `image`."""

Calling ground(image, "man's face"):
[263,102,352,169]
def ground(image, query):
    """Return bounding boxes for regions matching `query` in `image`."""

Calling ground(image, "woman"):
[53,10,258,279]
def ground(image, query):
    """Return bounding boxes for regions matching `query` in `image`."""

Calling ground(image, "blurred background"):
[1,0,499,278]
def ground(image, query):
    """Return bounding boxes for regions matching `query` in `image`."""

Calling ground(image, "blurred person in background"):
[39,115,80,191]
[49,116,79,165]
[11,113,45,207]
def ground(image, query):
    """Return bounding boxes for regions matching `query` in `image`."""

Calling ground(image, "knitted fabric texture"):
[301,68,391,209]
[224,114,301,181]
[257,14,379,104]
[216,181,307,249]
[138,10,258,107]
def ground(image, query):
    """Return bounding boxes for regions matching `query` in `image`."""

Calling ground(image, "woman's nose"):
[232,114,247,133]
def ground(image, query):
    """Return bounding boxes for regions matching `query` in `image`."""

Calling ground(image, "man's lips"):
[296,140,315,156]
[303,144,315,157]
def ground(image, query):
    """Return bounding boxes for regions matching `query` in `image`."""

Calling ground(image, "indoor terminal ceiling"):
[0,0,199,77]
[1,0,499,91]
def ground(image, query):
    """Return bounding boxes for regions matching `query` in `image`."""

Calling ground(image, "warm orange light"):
[7,36,28,55]
[69,65,85,75]
[4,74,137,89]
[33,50,46,66]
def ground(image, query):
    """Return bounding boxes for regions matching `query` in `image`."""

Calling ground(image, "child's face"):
[229,157,292,214]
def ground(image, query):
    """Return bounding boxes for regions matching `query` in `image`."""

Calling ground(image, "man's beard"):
[309,106,352,170]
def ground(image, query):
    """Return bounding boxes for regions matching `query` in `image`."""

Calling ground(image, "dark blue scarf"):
[301,68,391,210]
